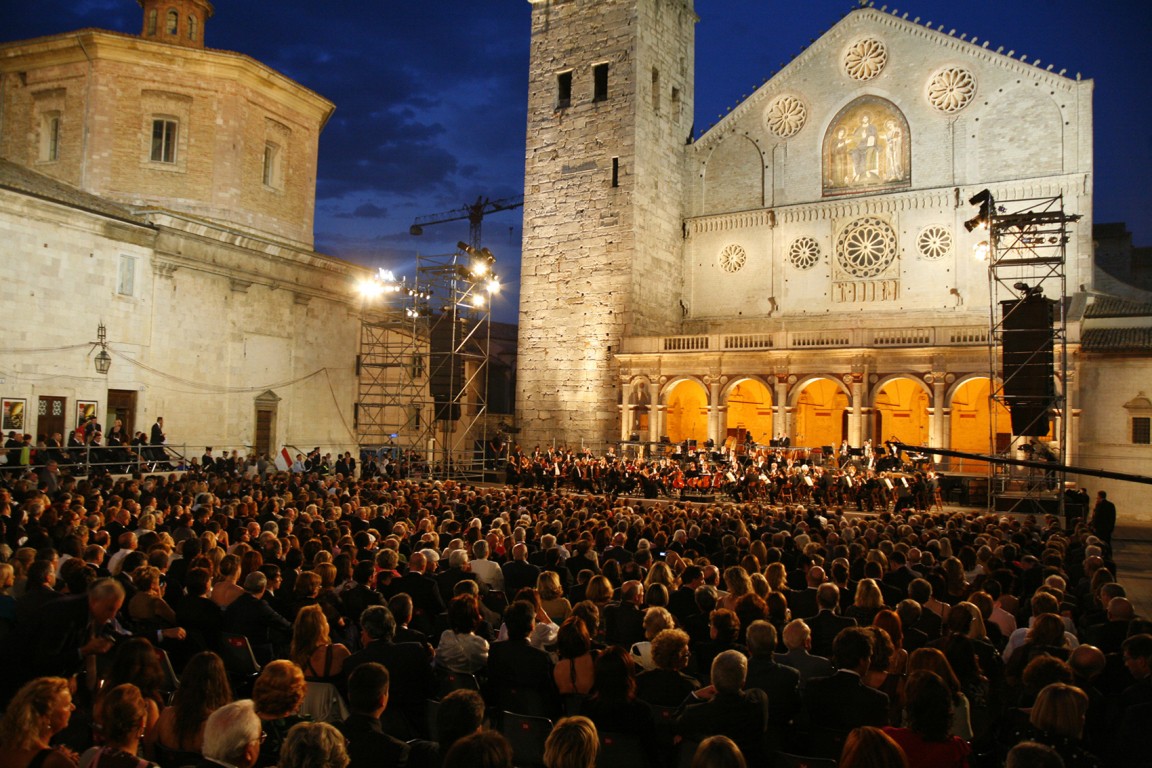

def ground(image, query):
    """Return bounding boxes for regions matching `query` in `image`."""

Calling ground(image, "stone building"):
[0,1,367,459]
[518,0,1152,516]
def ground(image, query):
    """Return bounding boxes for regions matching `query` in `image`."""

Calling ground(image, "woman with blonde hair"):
[690,735,746,768]
[0,677,77,768]
[291,604,351,684]
[127,565,177,630]
[1028,683,1098,767]
[544,716,599,768]
[631,607,675,670]
[720,567,753,612]
[210,554,244,608]
[847,578,886,625]
[537,570,572,622]
[278,722,349,768]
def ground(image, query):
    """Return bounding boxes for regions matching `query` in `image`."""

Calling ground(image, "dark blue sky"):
[6,1,1150,323]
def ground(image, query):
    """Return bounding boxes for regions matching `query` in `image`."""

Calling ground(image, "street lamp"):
[94,323,111,374]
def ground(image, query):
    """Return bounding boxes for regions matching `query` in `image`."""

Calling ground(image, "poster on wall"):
[1,398,26,432]
[76,400,99,431]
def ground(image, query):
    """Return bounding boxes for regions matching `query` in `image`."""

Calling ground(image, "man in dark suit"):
[745,620,801,752]
[603,580,646,647]
[222,572,291,665]
[668,565,704,627]
[394,551,445,636]
[802,626,889,758]
[807,583,857,659]
[33,577,131,693]
[335,663,412,768]
[906,579,943,640]
[344,605,433,736]
[1090,490,1117,548]
[788,565,825,620]
[775,618,835,689]
[485,601,559,718]
[501,543,541,596]
[1085,597,1135,655]
[677,650,770,765]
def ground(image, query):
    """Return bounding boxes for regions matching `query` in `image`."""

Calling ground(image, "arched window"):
[166,9,178,35]
[188,15,198,41]
[146,9,157,35]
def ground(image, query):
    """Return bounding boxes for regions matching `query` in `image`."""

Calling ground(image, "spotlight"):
[486,276,500,295]
[973,241,989,261]
[965,188,995,232]
[1013,281,1031,293]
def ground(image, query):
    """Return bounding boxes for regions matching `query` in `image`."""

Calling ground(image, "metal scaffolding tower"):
[979,192,1080,516]
[355,246,497,480]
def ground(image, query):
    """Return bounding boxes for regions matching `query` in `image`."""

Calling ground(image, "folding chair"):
[597,732,647,768]
[501,711,553,768]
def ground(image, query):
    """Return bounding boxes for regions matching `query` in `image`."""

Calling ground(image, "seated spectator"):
[434,594,489,675]
[689,735,747,768]
[882,670,970,768]
[1005,741,1064,768]
[544,716,599,768]
[554,616,597,696]
[636,628,700,708]
[150,651,233,760]
[433,689,486,763]
[580,647,656,761]
[127,565,177,632]
[291,604,350,685]
[0,676,77,768]
[692,608,746,683]
[631,606,675,671]
[1027,683,1101,768]
[199,699,263,768]
[906,647,972,740]
[775,618,834,689]
[342,605,432,736]
[838,726,908,768]
[278,722,348,768]
[79,684,160,768]
[802,626,889,757]
[538,570,572,623]
[486,600,558,717]
[442,731,513,768]
[743,620,801,749]
[252,661,307,768]
[677,650,769,766]
[334,663,410,768]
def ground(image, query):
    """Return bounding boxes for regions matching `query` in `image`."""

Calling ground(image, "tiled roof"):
[1084,296,1152,319]
[0,158,146,225]
[1081,327,1152,352]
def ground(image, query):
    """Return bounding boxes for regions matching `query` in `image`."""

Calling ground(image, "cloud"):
[335,202,389,219]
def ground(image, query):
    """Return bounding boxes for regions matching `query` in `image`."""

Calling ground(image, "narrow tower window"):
[593,63,609,102]
[612,157,619,188]
[147,9,157,35]
[557,71,572,109]
[166,9,178,35]
[652,68,660,112]
[150,118,178,163]
[263,142,283,189]
[40,113,61,162]
[188,15,198,41]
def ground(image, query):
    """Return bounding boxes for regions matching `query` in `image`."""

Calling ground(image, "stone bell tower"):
[517,0,696,449]
[138,0,214,48]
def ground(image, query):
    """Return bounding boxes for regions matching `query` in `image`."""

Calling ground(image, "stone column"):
[775,375,789,440]
[848,375,864,445]
[1064,366,1079,466]
[930,373,947,448]
[648,379,662,446]
[707,377,722,445]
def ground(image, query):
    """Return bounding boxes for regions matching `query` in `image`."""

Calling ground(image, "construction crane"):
[409,194,524,250]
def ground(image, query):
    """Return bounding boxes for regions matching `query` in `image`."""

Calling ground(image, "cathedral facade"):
[516,1,1152,513]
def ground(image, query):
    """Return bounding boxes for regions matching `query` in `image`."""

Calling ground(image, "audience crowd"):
[0,457,1149,768]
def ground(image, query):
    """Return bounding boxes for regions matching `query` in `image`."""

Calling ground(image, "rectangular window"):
[671,86,681,117]
[150,118,177,163]
[262,142,282,188]
[41,113,61,162]
[556,71,572,109]
[593,63,609,102]
[188,15,198,41]
[147,9,157,35]
[1134,417,1151,444]
[651,68,660,112]
[117,255,136,297]
[410,354,426,380]
[611,157,619,188]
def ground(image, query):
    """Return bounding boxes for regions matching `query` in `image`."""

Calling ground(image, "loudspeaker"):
[1001,296,1055,436]
[429,313,462,421]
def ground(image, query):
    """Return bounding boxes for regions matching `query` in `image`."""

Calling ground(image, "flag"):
[275,447,292,471]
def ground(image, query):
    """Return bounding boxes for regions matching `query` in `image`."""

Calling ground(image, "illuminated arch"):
[663,377,709,443]
[948,376,1010,473]
[791,376,851,448]
[871,375,932,449]
[723,377,774,443]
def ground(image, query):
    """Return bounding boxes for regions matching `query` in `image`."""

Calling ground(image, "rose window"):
[836,217,898,278]
[844,38,888,81]
[917,226,953,260]
[718,244,747,273]
[789,237,821,270]
[927,67,977,113]
[765,95,807,138]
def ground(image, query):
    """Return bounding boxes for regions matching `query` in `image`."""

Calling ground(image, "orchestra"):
[499,437,940,513]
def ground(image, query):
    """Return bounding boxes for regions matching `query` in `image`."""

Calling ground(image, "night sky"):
[6,1,1150,323]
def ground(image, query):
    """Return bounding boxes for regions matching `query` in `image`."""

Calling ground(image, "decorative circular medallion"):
[917,225,953,261]
[927,67,977,113]
[765,95,807,138]
[789,237,821,270]
[718,243,747,273]
[844,38,888,81]
[836,217,898,278]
